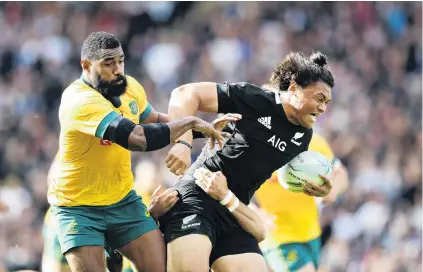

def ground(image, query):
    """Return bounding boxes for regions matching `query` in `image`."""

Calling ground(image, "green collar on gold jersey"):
[79,75,95,89]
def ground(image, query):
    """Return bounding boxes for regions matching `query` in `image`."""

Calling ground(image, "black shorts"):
[159,178,262,265]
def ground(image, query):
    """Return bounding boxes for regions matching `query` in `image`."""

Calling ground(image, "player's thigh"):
[210,229,267,272]
[279,242,315,272]
[211,253,268,272]
[64,245,106,272]
[51,205,106,255]
[167,234,212,272]
[105,190,164,271]
[160,210,217,272]
[117,229,166,272]
[105,190,158,250]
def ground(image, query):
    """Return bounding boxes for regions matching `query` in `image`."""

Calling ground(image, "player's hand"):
[148,186,179,219]
[212,113,242,136]
[194,168,229,201]
[166,143,192,177]
[302,175,332,197]
[192,117,225,149]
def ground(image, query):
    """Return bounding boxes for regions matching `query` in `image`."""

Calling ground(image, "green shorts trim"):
[52,190,158,254]
[279,237,321,271]
[262,237,321,272]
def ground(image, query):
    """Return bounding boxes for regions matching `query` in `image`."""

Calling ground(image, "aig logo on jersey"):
[268,132,304,151]
[268,135,287,151]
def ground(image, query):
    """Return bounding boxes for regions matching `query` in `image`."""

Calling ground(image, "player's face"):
[293,81,332,129]
[91,47,127,96]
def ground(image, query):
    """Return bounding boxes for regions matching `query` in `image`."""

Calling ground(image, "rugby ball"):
[277,151,333,193]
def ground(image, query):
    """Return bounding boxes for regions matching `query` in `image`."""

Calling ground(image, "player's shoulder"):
[60,79,104,111]
[125,75,147,99]
[63,79,99,99]
[126,75,144,90]
[229,81,265,91]
[227,81,275,100]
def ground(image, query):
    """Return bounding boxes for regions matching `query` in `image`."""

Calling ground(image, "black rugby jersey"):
[195,82,313,204]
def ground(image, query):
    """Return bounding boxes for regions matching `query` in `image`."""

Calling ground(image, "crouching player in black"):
[162,52,335,272]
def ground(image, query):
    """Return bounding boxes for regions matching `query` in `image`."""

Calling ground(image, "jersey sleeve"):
[71,94,119,138]
[216,82,264,114]
[128,77,152,123]
[137,84,153,123]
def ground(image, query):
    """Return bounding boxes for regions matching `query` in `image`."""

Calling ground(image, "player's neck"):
[279,92,301,125]
[81,72,95,89]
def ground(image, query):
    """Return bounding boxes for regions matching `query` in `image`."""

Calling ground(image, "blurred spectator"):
[0,2,421,271]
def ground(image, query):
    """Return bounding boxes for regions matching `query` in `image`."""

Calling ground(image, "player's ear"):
[81,60,91,72]
[288,81,301,97]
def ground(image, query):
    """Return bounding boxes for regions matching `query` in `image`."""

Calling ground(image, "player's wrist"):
[176,140,192,149]
[219,190,239,213]
[219,190,233,204]
[175,129,194,145]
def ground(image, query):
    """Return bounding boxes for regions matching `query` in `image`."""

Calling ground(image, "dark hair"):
[81,31,121,60]
[269,52,334,91]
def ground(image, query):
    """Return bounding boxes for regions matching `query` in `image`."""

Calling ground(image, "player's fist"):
[194,168,229,201]
[148,186,179,219]
[302,175,332,197]
[166,143,192,177]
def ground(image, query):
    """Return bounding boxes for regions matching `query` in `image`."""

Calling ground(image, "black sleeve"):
[216,82,266,114]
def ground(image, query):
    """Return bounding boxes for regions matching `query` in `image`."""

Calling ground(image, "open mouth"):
[309,113,318,122]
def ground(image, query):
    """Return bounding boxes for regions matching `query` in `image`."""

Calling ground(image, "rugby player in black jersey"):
[162,52,334,272]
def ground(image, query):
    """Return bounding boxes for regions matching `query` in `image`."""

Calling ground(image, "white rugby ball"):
[277,151,333,193]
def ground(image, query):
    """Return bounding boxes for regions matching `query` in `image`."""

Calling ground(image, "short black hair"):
[269,52,334,91]
[81,31,121,61]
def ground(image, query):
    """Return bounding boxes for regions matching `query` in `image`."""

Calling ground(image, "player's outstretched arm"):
[103,116,223,152]
[194,168,266,242]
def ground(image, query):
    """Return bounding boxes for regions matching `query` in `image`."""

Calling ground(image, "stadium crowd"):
[0,2,421,271]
